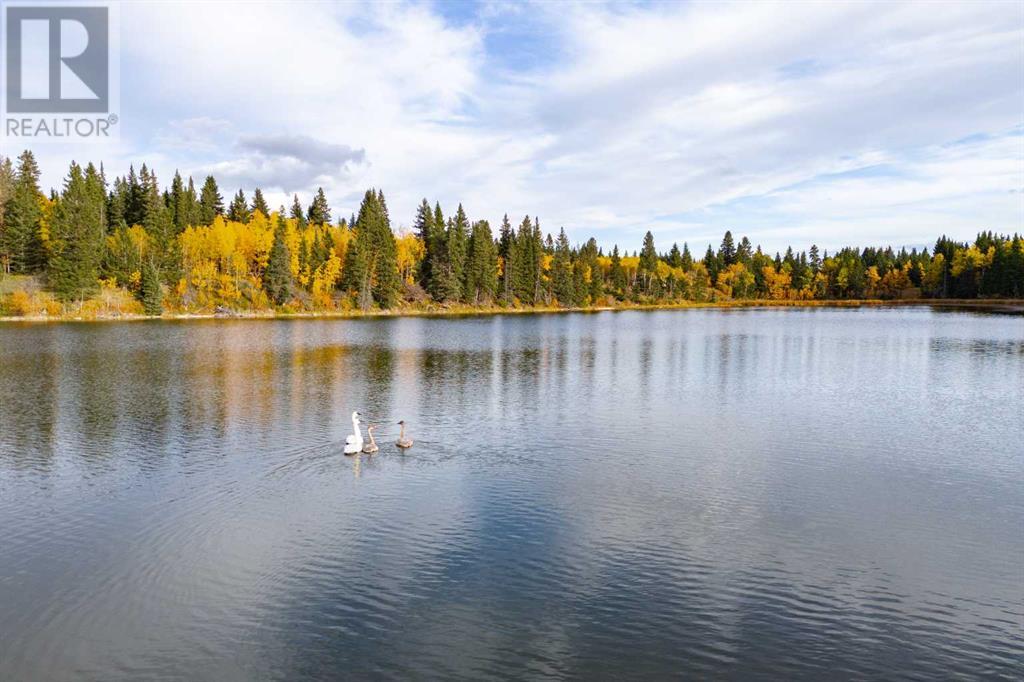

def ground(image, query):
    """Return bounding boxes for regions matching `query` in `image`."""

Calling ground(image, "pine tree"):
[0,156,13,270]
[1,150,44,274]
[705,245,720,282]
[290,194,306,229]
[413,199,434,289]
[228,189,250,223]
[720,230,736,266]
[571,257,587,307]
[443,204,469,302]
[512,215,538,304]
[427,202,448,300]
[123,165,146,227]
[465,219,498,304]
[552,227,574,306]
[139,259,163,315]
[48,163,106,301]
[250,188,270,218]
[610,245,626,299]
[681,242,693,271]
[498,214,514,304]
[668,242,682,269]
[809,244,821,273]
[346,189,400,309]
[264,214,292,305]
[737,236,753,265]
[307,187,331,225]
[198,175,223,225]
[639,230,658,293]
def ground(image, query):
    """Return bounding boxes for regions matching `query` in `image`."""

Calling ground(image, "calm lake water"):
[0,307,1022,680]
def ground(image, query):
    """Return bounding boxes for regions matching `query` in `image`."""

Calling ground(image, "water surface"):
[1,308,1022,679]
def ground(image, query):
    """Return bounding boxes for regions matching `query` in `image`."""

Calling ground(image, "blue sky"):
[21,0,1024,254]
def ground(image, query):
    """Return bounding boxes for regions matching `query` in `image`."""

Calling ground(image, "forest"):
[0,150,1021,318]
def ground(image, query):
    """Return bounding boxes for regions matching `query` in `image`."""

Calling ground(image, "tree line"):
[0,151,1021,316]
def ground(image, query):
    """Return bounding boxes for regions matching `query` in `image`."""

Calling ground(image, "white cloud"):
[17,0,1024,251]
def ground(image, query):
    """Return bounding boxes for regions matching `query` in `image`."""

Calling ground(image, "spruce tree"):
[512,215,536,304]
[290,194,306,230]
[639,230,658,293]
[228,189,250,223]
[139,259,163,315]
[169,172,187,234]
[1,150,44,274]
[123,165,146,227]
[738,236,753,265]
[809,244,821,273]
[444,205,469,302]
[681,242,693,271]
[264,214,293,305]
[307,187,331,225]
[610,245,626,299]
[552,227,574,306]
[347,189,400,309]
[250,188,270,218]
[198,175,223,225]
[427,202,448,300]
[720,230,736,266]
[0,157,13,270]
[48,163,106,301]
[498,214,514,304]
[572,257,587,307]
[668,242,682,269]
[705,244,720,282]
[413,199,434,289]
[465,219,498,304]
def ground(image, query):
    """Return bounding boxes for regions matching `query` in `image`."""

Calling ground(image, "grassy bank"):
[2,279,1020,324]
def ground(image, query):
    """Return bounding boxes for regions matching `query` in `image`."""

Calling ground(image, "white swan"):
[395,420,413,449]
[343,411,364,455]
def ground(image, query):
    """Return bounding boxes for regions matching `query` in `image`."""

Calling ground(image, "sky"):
[13,0,1024,254]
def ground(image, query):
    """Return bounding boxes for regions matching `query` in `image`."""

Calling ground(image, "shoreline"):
[2,298,1021,323]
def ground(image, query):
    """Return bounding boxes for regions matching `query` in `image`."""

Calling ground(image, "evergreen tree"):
[250,188,270,218]
[704,245,720,283]
[681,242,693,271]
[139,259,163,315]
[639,230,658,293]
[198,175,223,225]
[552,227,574,306]
[413,198,434,289]
[512,215,539,304]
[426,202,447,300]
[141,169,174,268]
[498,213,515,304]
[443,204,469,302]
[0,157,14,268]
[720,230,736,266]
[465,219,498,304]
[228,189,251,223]
[809,244,821,273]
[346,189,400,309]
[610,244,627,299]
[123,165,146,227]
[290,194,306,230]
[1,150,44,273]
[668,242,682,269]
[264,214,293,305]
[571,257,587,307]
[307,187,331,225]
[737,236,753,265]
[48,163,106,301]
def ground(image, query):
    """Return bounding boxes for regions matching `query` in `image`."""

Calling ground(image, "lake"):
[0,307,1021,680]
